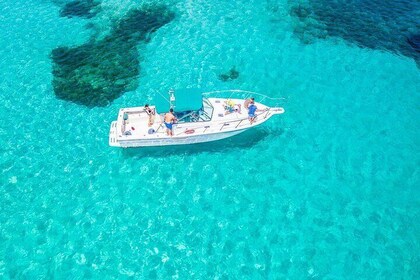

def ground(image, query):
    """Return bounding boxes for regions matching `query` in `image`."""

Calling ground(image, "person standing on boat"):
[244,97,254,109]
[248,100,258,124]
[144,104,155,127]
[164,109,176,136]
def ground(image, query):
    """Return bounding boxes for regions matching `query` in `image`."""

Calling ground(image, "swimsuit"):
[164,122,173,130]
[248,104,257,118]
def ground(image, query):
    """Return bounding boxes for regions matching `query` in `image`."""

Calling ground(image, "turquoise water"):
[1,0,419,278]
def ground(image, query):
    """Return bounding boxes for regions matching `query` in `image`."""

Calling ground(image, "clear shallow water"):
[1,0,419,278]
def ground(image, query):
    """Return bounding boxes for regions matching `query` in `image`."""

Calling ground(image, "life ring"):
[185,129,195,134]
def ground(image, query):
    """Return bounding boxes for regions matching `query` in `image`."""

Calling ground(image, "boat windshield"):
[175,98,213,123]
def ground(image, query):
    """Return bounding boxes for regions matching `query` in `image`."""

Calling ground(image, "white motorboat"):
[109,89,285,147]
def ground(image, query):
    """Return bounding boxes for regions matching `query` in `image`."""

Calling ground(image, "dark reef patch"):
[289,0,420,63]
[51,41,139,106]
[60,0,101,19]
[114,5,174,42]
[51,5,175,107]
[407,35,420,52]
[218,67,239,82]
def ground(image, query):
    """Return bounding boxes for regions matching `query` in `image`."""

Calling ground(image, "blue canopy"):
[155,89,203,113]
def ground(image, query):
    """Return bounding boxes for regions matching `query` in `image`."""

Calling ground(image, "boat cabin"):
[155,88,213,122]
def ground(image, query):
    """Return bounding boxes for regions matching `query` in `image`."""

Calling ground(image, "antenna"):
[169,89,175,109]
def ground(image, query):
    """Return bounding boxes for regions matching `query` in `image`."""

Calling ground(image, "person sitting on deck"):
[144,104,155,127]
[164,108,177,136]
[224,99,241,115]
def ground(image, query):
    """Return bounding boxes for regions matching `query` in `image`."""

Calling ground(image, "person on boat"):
[144,104,155,127]
[244,97,254,109]
[248,100,258,124]
[224,99,241,114]
[164,108,177,136]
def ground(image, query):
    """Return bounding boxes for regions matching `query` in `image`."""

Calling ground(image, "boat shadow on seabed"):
[121,127,284,159]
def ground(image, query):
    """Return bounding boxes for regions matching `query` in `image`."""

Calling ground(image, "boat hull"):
[108,91,285,148]
[110,123,248,147]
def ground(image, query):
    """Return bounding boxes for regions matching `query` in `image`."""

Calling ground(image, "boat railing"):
[172,108,277,135]
[154,90,285,136]
[218,108,276,131]
[202,89,287,108]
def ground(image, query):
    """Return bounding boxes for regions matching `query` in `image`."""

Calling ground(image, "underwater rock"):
[290,4,311,19]
[407,35,420,52]
[114,5,175,42]
[51,5,175,107]
[59,0,101,19]
[51,40,139,107]
[288,0,420,64]
[218,67,240,82]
